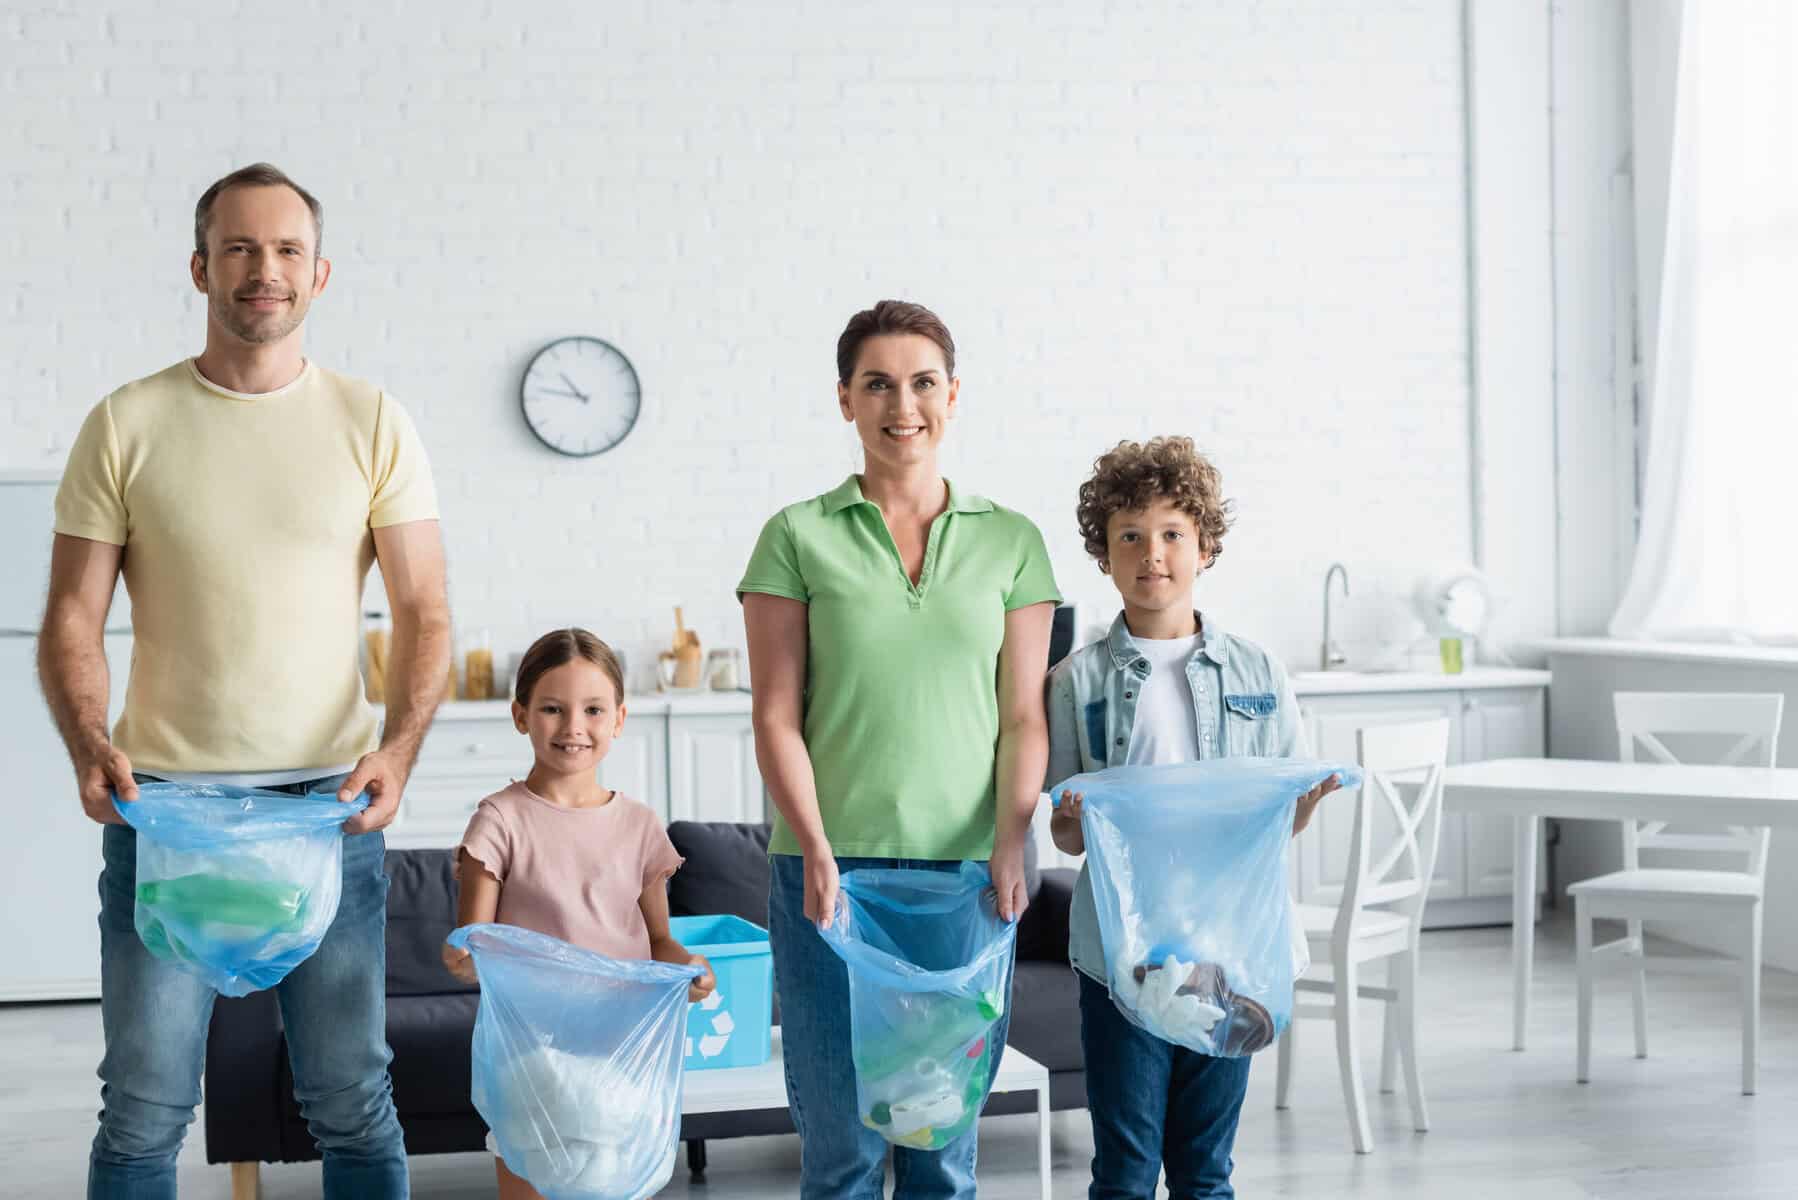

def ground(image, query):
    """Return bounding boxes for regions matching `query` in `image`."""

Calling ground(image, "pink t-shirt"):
[456,780,684,961]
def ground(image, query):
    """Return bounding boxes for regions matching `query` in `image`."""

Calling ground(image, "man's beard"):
[210,289,307,345]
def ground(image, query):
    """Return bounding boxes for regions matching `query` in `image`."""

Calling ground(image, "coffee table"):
[681,1026,1053,1196]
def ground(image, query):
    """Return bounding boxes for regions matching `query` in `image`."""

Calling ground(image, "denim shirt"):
[1044,611,1307,986]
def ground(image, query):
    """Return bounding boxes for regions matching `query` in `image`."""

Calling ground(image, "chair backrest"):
[1612,691,1784,878]
[1337,717,1452,935]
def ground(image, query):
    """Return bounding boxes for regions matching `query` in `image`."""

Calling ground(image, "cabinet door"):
[604,717,671,822]
[667,715,765,826]
[0,633,130,1000]
[1295,692,1465,909]
[1461,688,1547,898]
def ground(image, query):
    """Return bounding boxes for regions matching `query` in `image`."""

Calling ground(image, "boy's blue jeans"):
[1079,970,1252,1200]
[768,853,1009,1200]
[88,773,408,1200]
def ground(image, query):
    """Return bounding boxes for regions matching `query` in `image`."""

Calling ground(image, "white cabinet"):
[1461,688,1548,899]
[1296,691,1466,911]
[1292,679,1548,928]
[0,632,132,1001]
[391,697,752,848]
[667,715,766,825]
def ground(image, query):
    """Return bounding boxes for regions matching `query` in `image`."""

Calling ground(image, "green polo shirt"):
[738,475,1061,861]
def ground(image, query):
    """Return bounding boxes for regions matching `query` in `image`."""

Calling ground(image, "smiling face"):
[512,658,625,779]
[189,184,329,348]
[1103,499,1213,619]
[837,333,958,472]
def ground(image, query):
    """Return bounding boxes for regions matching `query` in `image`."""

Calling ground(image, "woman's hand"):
[441,941,478,986]
[989,837,1030,923]
[686,954,717,1003]
[803,845,841,929]
[1293,773,1343,835]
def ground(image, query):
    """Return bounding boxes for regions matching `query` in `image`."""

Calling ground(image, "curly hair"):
[1076,436,1234,565]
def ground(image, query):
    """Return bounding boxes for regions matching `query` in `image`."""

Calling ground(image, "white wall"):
[3,2,1555,686]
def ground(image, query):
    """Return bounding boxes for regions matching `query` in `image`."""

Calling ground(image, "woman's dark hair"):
[513,628,625,708]
[835,300,956,383]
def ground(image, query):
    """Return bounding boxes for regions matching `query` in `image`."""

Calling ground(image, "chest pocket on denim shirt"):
[1084,699,1110,766]
[1223,692,1280,754]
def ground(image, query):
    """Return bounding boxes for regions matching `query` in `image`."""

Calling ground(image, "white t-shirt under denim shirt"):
[1123,632,1205,766]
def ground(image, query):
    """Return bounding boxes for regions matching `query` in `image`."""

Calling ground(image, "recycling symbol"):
[685,988,735,1060]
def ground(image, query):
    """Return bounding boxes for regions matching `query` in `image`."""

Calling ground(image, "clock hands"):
[557,372,591,403]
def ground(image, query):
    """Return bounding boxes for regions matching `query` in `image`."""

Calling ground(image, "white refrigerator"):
[0,473,131,1001]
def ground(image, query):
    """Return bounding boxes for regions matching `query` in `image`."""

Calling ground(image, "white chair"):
[1570,691,1784,1095]
[1275,717,1450,1154]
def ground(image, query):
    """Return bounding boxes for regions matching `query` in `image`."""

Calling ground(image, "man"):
[39,162,449,1198]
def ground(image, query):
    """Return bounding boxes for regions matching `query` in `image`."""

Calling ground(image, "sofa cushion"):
[384,848,477,996]
[385,993,480,1117]
[1004,959,1084,1075]
[666,821,772,923]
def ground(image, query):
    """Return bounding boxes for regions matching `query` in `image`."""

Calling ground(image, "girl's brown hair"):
[1076,436,1235,565]
[835,299,956,383]
[512,628,626,708]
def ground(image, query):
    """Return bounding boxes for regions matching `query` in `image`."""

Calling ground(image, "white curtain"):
[1608,0,1798,644]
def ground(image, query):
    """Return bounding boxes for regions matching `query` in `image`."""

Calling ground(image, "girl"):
[443,627,715,1200]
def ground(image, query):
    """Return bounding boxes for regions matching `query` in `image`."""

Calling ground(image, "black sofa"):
[203,824,1086,1179]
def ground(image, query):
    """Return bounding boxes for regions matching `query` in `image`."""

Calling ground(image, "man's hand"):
[338,747,411,834]
[1293,773,1344,835]
[77,739,137,825]
[990,837,1030,924]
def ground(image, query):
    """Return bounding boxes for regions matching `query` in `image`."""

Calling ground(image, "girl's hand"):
[441,941,478,986]
[687,954,717,1003]
[1293,774,1343,835]
[803,846,841,929]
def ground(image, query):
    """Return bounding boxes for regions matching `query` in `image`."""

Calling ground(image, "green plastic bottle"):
[852,988,1005,1086]
[137,874,307,929]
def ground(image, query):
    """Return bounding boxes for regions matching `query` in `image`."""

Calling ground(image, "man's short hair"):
[193,163,323,259]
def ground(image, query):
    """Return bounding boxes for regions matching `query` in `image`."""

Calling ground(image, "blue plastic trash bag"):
[818,863,1016,1150]
[1053,757,1363,1057]
[446,923,701,1200]
[113,781,369,996]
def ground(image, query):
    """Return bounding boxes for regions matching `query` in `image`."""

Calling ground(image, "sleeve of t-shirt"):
[736,509,808,603]
[640,812,686,890]
[52,400,128,546]
[456,800,511,884]
[368,393,440,528]
[1004,516,1062,610]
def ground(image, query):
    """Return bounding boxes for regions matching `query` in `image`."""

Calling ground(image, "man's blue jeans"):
[88,774,407,1199]
[768,853,1009,1200]
[1079,969,1252,1199]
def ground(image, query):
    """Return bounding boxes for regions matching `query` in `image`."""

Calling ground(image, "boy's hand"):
[1293,774,1343,835]
[687,954,717,1003]
[442,941,478,986]
[1054,789,1085,822]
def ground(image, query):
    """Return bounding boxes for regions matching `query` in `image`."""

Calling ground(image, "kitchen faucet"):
[1321,562,1350,671]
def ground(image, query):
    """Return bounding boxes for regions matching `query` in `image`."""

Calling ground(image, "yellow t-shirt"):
[53,359,439,774]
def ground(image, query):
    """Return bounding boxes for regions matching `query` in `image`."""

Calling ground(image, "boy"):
[1046,436,1338,1199]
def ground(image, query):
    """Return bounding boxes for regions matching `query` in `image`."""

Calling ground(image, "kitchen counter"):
[1288,667,1551,695]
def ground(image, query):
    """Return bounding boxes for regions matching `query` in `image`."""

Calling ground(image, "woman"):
[738,300,1060,1198]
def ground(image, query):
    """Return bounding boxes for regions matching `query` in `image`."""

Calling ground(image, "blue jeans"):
[1079,970,1251,1199]
[768,853,1009,1200]
[88,774,407,1200]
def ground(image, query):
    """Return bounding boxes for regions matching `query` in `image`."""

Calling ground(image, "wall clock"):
[520,336,641,457]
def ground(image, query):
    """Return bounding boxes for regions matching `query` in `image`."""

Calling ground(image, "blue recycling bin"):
[668,914,774,1071]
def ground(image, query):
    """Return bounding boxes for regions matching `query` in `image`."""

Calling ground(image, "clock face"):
[520,337,641,457]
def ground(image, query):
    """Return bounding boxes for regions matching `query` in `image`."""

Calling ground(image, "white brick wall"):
[3,1,1487,683]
